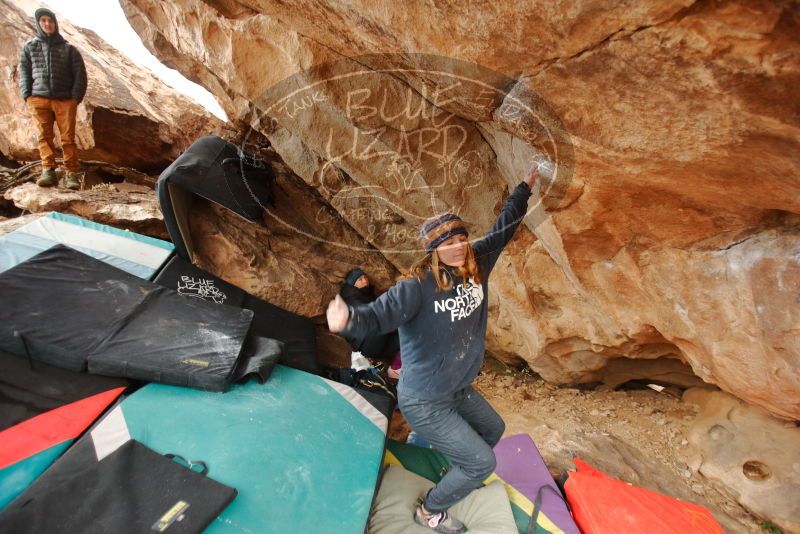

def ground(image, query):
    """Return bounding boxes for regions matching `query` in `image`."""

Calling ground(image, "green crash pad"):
[101,365,389,533]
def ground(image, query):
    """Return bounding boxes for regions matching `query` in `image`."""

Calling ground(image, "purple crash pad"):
[494,434,580,534]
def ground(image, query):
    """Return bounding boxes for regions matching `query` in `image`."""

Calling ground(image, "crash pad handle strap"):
[527,484,571,534]
[221,151,267,172]
[165,453,209,475]
[13,330,35,370]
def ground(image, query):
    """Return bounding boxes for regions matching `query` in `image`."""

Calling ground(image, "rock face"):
[121,0,800,420]
[185,171,400,318]
[682,388,800,533]
[1,0,225,172]
[4,182,167,238]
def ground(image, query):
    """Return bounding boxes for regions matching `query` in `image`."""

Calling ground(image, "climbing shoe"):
[36,168,58,187]
[413,503,467,533]
[64,172,81,190]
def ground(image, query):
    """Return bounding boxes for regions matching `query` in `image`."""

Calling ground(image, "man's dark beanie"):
[344,268,366,286]
[34,8,56,22]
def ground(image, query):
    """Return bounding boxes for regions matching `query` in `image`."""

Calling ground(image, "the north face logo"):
[433,278,484,322]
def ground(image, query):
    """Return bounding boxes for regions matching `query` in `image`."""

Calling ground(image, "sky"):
[38,0,228,121]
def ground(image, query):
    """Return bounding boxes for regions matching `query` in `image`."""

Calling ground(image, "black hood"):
[34,8,64,43]
[344,268,366,287]
[339,283,375,306]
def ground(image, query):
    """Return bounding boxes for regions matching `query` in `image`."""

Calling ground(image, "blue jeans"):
[398,385,505,512]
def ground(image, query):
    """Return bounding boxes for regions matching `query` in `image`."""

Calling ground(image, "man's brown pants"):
[27,96,78,172]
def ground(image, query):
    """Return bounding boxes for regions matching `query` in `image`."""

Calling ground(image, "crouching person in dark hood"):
[19,8,87,190]
[339,268,401,370]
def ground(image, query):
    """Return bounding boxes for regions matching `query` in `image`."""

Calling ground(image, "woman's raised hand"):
[326,294,350,333]
[523,164,541,188]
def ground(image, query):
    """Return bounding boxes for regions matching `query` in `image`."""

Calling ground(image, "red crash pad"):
[564,458,724,534]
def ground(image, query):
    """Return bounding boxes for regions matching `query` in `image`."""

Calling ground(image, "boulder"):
[120,0,800,420]
[4,182,167,238]
[683,388,800,533]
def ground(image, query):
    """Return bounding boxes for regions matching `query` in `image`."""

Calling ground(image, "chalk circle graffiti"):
[238,54,574,254]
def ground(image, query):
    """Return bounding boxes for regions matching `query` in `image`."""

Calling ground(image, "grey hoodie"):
[341,182,532,400]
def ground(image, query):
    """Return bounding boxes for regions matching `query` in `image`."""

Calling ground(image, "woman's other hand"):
[326,294,350,333]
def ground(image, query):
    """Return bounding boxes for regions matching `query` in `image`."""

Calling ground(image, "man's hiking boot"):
[64,172,81,190]
[36,168,57,187]
[413,503,467,534]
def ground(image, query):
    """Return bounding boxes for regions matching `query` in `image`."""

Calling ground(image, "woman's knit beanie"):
[419,213,469,253]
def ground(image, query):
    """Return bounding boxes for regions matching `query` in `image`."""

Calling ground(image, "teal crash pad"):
[114,365,388,533]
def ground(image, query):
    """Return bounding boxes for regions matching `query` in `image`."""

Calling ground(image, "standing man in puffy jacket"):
[19,7,87,190]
